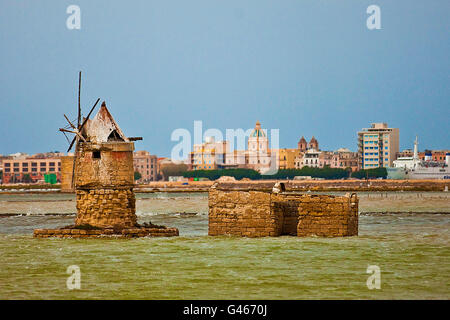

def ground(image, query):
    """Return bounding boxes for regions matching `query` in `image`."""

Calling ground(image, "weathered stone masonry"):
[74,141,137,228]
[208,182,358,237]
[34,102,178,238]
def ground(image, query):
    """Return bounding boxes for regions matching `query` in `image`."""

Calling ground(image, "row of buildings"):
[189,121,360,173]
[0,151,164,184]
[188,121,448,174]
[1,121,448,184]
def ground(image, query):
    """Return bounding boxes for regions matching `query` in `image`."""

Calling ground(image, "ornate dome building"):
[247,121,271,173]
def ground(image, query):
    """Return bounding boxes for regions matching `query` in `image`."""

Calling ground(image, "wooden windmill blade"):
[71,135,79,188]
[58,72,101,189]
[71,71,82,189]
[66,98,100,152]
[78,71,81,128]
[69,99,100,188]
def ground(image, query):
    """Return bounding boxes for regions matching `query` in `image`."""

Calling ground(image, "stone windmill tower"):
[73,101,138,228]
[35,72,178,238]
[57,72,140,228]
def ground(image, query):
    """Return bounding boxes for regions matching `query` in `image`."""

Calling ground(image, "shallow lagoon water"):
[0,192,449,299]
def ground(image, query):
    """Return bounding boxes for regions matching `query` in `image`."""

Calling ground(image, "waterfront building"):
[247,121,272,173]
[275,148,301,170]
[133,150,158,183]
[191,137,229,170]
[295,148,322,168]
[418,150,450,163]
[396,149,414,158]
[223,149,247,169]
[0,155,12,179]
[357,123,399,169]
[2,156,62,184]
[189,121,273,174]
[330,148,359,172]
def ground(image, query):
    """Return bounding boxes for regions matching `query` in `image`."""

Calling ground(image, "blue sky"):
[0,0,448,157]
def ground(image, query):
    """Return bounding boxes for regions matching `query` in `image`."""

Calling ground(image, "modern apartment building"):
[358,123,399,169]
[133,151,158,183]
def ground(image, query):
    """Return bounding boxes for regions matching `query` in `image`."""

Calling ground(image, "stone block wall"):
[60,156,74,192]
[271,193,358,237]
[34,227,179,238]
[75,142,135,189]
[75,188,137,228]
[208,183,358,237]
[208,188,283,237]
[74,141,137,229]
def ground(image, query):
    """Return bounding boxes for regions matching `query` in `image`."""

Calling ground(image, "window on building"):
[49,162,55,166]
[23,168,28,172]
[13,163,19,167]
[31,163,37,167]
[5,168,10,172]
[22,163,28,167]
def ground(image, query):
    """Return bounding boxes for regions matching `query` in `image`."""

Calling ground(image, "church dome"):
[250,121,266,137]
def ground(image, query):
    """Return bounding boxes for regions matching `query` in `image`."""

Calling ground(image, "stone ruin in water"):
[34,102,179,238]
[208,181,358,237]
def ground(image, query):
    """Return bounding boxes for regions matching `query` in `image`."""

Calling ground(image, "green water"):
[0,192,449,299]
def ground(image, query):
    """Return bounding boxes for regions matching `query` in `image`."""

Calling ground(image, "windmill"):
[59,71,100,188]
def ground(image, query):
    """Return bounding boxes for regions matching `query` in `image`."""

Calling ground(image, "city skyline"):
[1,119,448,158]
[1,1,449,157]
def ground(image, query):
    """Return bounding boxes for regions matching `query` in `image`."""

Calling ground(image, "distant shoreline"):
[0,179,448,194]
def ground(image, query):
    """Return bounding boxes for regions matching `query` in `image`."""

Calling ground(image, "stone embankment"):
[4,179,448,194]
[136,179,449,192]
[34,226,179,238]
